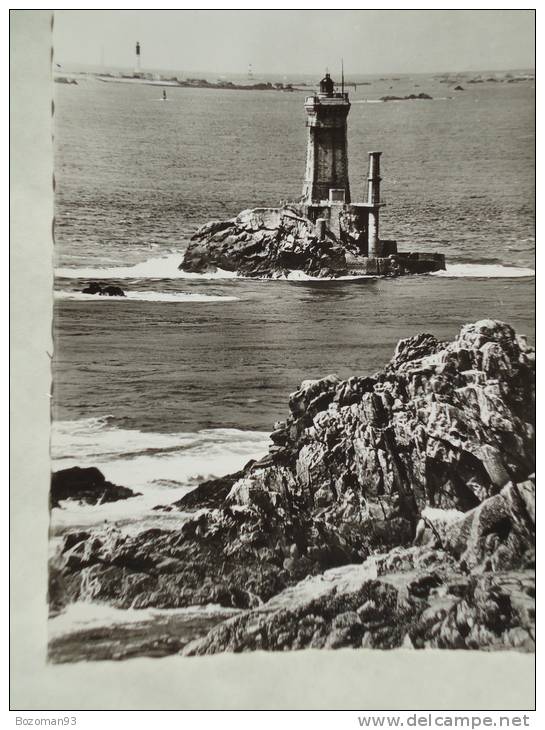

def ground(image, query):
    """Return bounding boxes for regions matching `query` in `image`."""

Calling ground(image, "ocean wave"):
[54,290,239,303]
[58,255,533,285]
[50,418,270,528]
[49,601,239,639]
[55,253,238,280]
[55,255,375,283]
[432,263,535,278]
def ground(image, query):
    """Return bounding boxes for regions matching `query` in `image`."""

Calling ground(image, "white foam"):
[54,290,239,303]
[276,270,375,282]
[285,270,315,281]
[51,418,270,528]
[55,255,378,283]
[421,506,463,525]
[49,601,238,639]
[432,263,535,278]
[55,253,239,280]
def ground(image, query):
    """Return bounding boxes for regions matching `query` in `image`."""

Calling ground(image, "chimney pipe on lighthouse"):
[367,151,382,205]
[367,151,382,256]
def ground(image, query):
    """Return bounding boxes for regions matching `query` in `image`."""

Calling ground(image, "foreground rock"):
[180,207,445,279]
[50,320,535,652]
[50,467,140,508]
[184,546,534,655]
[185,478,535,654]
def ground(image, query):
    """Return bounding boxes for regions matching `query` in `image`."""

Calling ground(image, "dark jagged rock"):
[101,285,125,297]
[82,282,126,297]
[454,85,465,91]
[50,467,140,508]
[181,208,348,279]
[171,464,255,510]
[50,321,535,652]
[81,282,103,294]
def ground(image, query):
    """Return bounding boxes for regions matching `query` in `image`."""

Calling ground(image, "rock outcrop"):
[81,282,126,296]
[50,467,140,508]
[169,465,255,510]
[49,320,535,652]
[181,208,349,279]
[180,207,445,279]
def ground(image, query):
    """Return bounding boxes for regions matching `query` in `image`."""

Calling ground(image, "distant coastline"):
[53,68,535,95]
[89,73,378,93]
[98,72,300,92]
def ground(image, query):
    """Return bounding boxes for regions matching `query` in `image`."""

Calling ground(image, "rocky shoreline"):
[95,73,297,92]
[49,320,535,655]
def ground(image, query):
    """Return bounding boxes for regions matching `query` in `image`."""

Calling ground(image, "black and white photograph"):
[11,7,536,713]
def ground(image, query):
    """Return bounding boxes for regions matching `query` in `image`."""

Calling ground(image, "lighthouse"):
[135,41,142,77]
[181,68,446,277]
[300,71,392,259]
[302,73,351,204]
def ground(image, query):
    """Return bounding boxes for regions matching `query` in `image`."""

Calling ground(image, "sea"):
[50,70,535,661]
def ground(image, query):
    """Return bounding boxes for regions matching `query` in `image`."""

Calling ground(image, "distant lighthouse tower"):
[302,72,351,204]
[135,41,142,77]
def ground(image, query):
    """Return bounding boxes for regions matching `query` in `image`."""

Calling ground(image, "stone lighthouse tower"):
[298,71,401,261]
[302,73,351,204]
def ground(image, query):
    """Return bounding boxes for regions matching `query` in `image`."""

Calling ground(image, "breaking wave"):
[49,601,239,639]
[432,263,535,278]
[55,256,374,284]
[55,253,238,280]
[281,270,375,282]
[54,290,239,303]
[50,417,270,528]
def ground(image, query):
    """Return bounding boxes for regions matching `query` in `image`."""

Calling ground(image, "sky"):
[53,9,535,76]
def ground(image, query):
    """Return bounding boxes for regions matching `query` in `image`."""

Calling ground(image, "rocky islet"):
[180,207,445,279]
